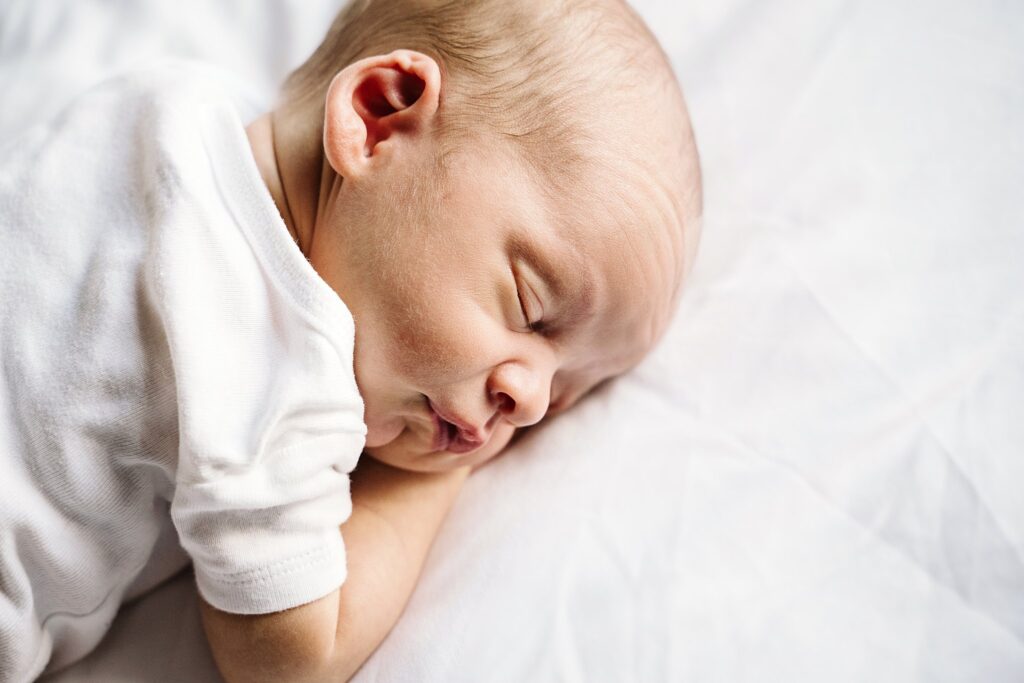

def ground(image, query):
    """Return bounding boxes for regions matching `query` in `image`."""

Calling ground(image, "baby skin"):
[207,6,700,683]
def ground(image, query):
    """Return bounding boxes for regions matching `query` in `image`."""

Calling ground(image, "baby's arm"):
[199,458,470,683]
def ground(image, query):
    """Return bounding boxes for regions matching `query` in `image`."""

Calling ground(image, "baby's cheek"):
[388,322,454,380]
[388,310,481,382]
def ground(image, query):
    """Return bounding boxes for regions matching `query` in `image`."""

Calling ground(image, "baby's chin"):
[362,413,407,449]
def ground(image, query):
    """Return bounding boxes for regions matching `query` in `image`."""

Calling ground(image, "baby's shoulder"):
[29,59,253,148]
[82,58,254,124]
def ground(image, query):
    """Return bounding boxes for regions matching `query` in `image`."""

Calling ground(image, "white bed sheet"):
[2,0,1020,681]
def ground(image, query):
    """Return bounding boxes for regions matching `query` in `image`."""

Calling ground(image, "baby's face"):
[309,141,677,473]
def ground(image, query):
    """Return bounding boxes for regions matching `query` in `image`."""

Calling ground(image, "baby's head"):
[268,0,701,472]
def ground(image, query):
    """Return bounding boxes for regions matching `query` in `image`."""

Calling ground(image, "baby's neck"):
[246,110,325,257]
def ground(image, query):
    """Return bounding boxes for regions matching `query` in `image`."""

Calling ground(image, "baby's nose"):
[488,363,551,428]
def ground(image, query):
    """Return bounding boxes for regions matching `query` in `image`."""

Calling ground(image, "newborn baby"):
[0,0,700,680]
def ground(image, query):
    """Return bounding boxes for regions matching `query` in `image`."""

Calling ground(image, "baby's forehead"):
[545,190,680,371]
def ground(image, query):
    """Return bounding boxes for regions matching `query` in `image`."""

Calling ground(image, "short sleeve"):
[172,430,364,615]
[148,81,368,614]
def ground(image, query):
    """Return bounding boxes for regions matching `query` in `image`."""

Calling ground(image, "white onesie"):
[0,61,366,681]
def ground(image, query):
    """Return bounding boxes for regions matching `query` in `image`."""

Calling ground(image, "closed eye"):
[516,276,547,334]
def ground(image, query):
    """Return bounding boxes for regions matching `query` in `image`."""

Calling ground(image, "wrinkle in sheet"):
[765,222,1024,567]
[701,398,1024,643]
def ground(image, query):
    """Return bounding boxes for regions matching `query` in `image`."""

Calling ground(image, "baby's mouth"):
[427,399,485,454]
[431,412,458,451]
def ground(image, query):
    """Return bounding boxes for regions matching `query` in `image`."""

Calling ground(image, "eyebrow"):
[508,236,596,332]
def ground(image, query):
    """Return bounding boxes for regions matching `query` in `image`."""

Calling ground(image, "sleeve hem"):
[195,531,346,615]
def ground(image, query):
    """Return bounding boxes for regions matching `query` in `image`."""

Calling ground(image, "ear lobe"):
[323,50,441,180]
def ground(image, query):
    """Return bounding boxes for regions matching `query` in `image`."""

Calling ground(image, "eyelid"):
[515,271,544,329]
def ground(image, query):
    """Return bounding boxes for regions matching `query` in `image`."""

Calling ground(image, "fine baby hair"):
[284,0,702,278]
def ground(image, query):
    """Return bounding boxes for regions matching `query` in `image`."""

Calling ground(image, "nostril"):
[495,391,516,415]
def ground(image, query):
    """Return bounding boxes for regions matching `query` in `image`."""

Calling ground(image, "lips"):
[428,399,485,454]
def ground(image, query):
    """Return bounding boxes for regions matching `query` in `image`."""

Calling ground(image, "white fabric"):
[0,61,365,681]
[0,0,1018,682]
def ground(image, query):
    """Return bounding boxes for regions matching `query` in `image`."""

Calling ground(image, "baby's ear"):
[323,50,441,179]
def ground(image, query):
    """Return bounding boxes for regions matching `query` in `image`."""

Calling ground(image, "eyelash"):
[516,278,547,334]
